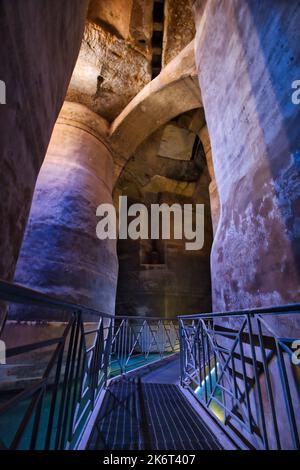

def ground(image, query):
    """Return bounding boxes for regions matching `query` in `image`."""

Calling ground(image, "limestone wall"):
[0,0,88,327]
[193,0,300,311]
[12,102,118,320]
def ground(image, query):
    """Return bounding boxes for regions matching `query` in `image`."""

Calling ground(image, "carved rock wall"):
[193,0,300,311]
[0,0,88,327]
[12,102,118,320]
[67,12,152,122]
[163,0,195,66]
[115,112,213,318]
[116,188,212,318]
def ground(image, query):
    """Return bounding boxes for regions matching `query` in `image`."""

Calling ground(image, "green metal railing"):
[2,278,299,450]
[0,280,179,450]
[179,305,300,450]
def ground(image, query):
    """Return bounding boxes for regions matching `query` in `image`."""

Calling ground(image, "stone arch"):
[109,40,202,186]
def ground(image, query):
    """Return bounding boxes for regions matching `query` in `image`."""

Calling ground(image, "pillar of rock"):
[0,0,88,327]
[13,102,118,320]
[193,0,300,311]
[198,126,220,236]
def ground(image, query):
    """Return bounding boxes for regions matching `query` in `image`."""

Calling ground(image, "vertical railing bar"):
[179,320,185,386]
[90,321,102,409]
[29,387,45,450]
[158,320,163,357]
[147,321,161,357]
[276,340,300,449]
[238,327,253,433]
[231,354,238,401]
[104,319,113,384]
[77,320,89,399]
[124,319,128,371]
[45,341,65,450]
[95,321,103,394]
[120,319,125,373]
[192,325,197,375]
[72,346,87,430]
[121,318,126,372]
[10,389,42,450]
[54,316,76,450]
[206,330,213,396]
[68,313,85,441]
[125,320,146,364]
[164,320,174,353]
[44,317,75,449]
[98,320,105,384]
[256,317,281,449]
[117,319,121,370]
[144,321,147,357]
[60,312,81,449]
[98,326,105,388]
[126,327,134,365]
[146,320,151,358]
[246,313,268,449]
[200,322,208,404]
[125,318,129,371]
[197,321,203,388]
[116,319,121,369]
[214,351,218,381]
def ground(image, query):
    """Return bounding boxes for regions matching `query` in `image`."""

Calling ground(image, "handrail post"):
[178,308,300,450]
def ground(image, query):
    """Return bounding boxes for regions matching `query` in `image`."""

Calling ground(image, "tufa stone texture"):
[110,40,201,184]
[67,14,152,122]
[193,0,300,312]
[12,102,118,320]
[88,0,133,40]
[0,0,88,327]
[163,0,196,66]
[115,111,213,318]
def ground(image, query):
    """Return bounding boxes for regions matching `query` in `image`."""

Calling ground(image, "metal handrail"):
[178,302,300,319]
[0,279,113,317]
[179,307,300,450]
[3,279,298,450]
[0,280,179,450]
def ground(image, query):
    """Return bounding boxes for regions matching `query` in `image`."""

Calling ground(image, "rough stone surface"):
[12,102,118,320]
[130,0,154,46]
[88,0,133,40]
[66,0,198,124]
[193,0,300,311]
[114,110,207,200]
[0,0,88,327]
[116,189,212,318]
[199,126,220,234]
[110,40,201,184]
[163,0,196,66]
[67,16,152,122]
[115,111,213,318]
[158,123,196,160]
